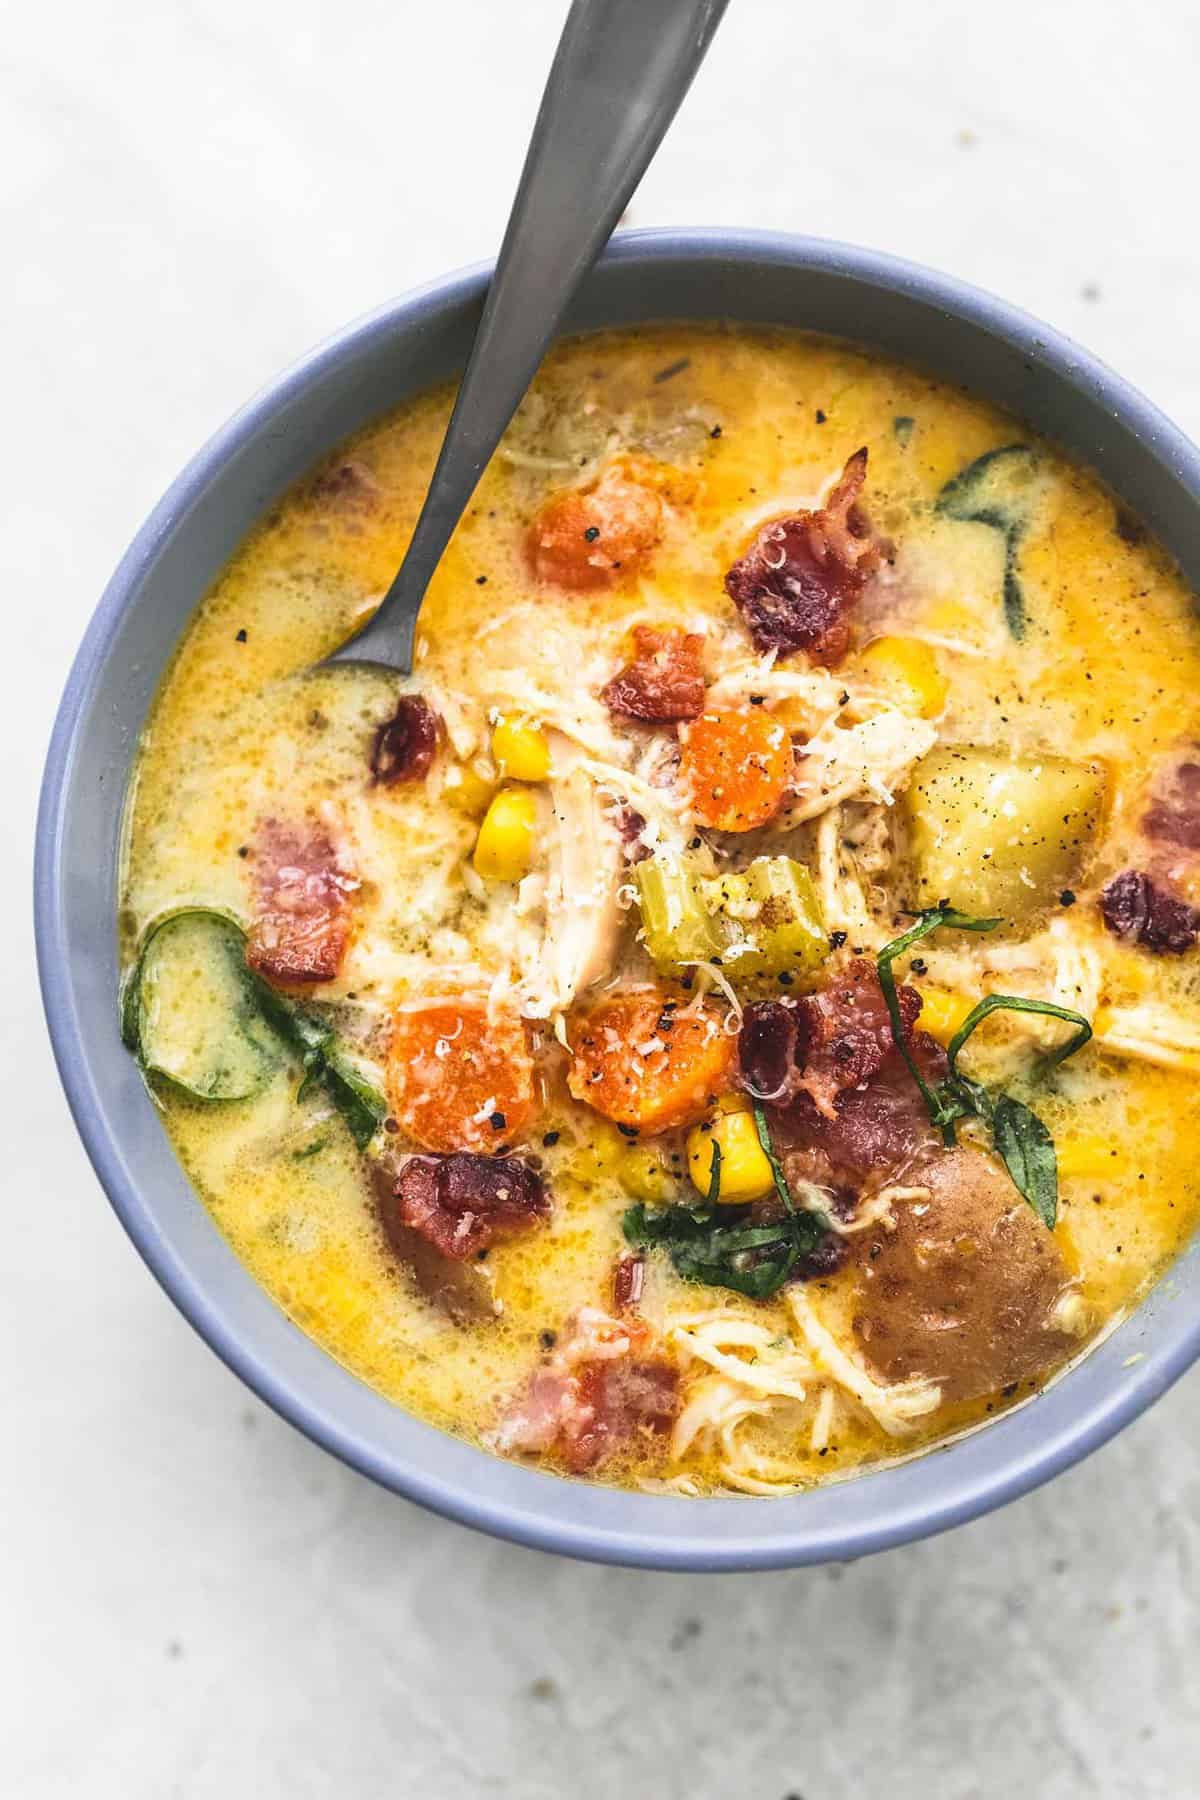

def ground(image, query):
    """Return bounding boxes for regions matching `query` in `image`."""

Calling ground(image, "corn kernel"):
[473,786,539,882]
[913,985,975,1047]
[687,1099,775,1204]
[491,717,551,783]
[443,757,496,817]
[618,1145,675,1204]
[858,635,947,718]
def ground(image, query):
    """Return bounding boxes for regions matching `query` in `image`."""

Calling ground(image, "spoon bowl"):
[324,0,729,676]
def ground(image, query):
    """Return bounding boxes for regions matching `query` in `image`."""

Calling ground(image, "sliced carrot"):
[679,708,793,831]
[566,993,735,1133]
[528,455,664,590]
[386,999,539,1153]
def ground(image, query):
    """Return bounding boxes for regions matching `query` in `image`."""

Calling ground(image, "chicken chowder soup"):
[120,326,1200,1494]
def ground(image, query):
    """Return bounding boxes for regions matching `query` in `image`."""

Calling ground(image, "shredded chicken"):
[815,806,890,949]
[1093,1000,1200,1070]
[705,653,845,725]
[489,678,626,761]
[422,681,479,760]
[978,917,1103,1042]
[919,915,1106,1069]
[665,1302,923,1495]
[668,1315,814,1403]
[579,752,691,857]
[784,709,937,825]
[515,762,625,1029]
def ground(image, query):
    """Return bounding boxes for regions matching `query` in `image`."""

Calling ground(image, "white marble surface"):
[8,2,1200,1793]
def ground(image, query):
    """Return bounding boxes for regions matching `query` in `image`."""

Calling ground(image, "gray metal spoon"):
[324,0,729,675]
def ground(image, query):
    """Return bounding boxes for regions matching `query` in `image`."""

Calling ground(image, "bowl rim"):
[35,226,1200,1570]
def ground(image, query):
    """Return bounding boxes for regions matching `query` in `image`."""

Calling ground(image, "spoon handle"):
[327,0,729,671]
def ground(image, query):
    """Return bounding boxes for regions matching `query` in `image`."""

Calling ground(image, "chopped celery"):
[636,851,830,986]
[636,854,724,972]
[705,857,829,981]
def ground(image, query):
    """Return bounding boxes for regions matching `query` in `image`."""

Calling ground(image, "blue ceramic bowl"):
[35,230,1200,1569]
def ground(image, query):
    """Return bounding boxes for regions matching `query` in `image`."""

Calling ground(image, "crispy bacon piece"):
[371,1157,497,1323]
[494,1307,677,1472]
[612,1254,646,1312]
[779,1059,943,1193]
[724,448,881,664]
[244,819,355,986]
[384,1152,549,1262]
[739,962,924,1119]
[797,960,922,1118]
[370,695,440,786]
[739,999,807,1105]
[1143,759,1200,850]
[528,456,664,590]
[601,626,706,723]
[1100,869,1200,955]
[565,1360,678,1471]
[742,965,945,1190]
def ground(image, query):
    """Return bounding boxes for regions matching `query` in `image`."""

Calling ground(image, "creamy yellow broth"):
[121,325,1200,1495]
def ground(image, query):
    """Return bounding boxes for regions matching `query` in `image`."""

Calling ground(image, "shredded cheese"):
[786,1290,941,1437]
[786,709,937,824]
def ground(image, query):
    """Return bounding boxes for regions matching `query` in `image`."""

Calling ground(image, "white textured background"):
[8,3,1200,1794]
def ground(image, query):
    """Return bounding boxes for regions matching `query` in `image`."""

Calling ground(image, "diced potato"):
[857,636,948,719]
[904,746,1107,920]
[913,984,976,1047]
[636,854,724,972]
[705,856,829,982]
[687,1099,775,1204]
[491,716,551,783]
[473,786,539,882]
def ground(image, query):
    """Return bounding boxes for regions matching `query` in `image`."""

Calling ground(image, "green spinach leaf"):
[875,910,1091,1228]
[123,909,388,1151]
[992,1095,1059,1228]
[935,444,1039,639]
[623,1196,827,1302]
[877,905,1001,1130]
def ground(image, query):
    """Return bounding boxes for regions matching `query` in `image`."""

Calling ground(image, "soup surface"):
[121,325,1200,1495]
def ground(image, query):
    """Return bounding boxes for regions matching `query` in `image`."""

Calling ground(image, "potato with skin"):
[851,1147,1077,1401]
[904,746,1107,919]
